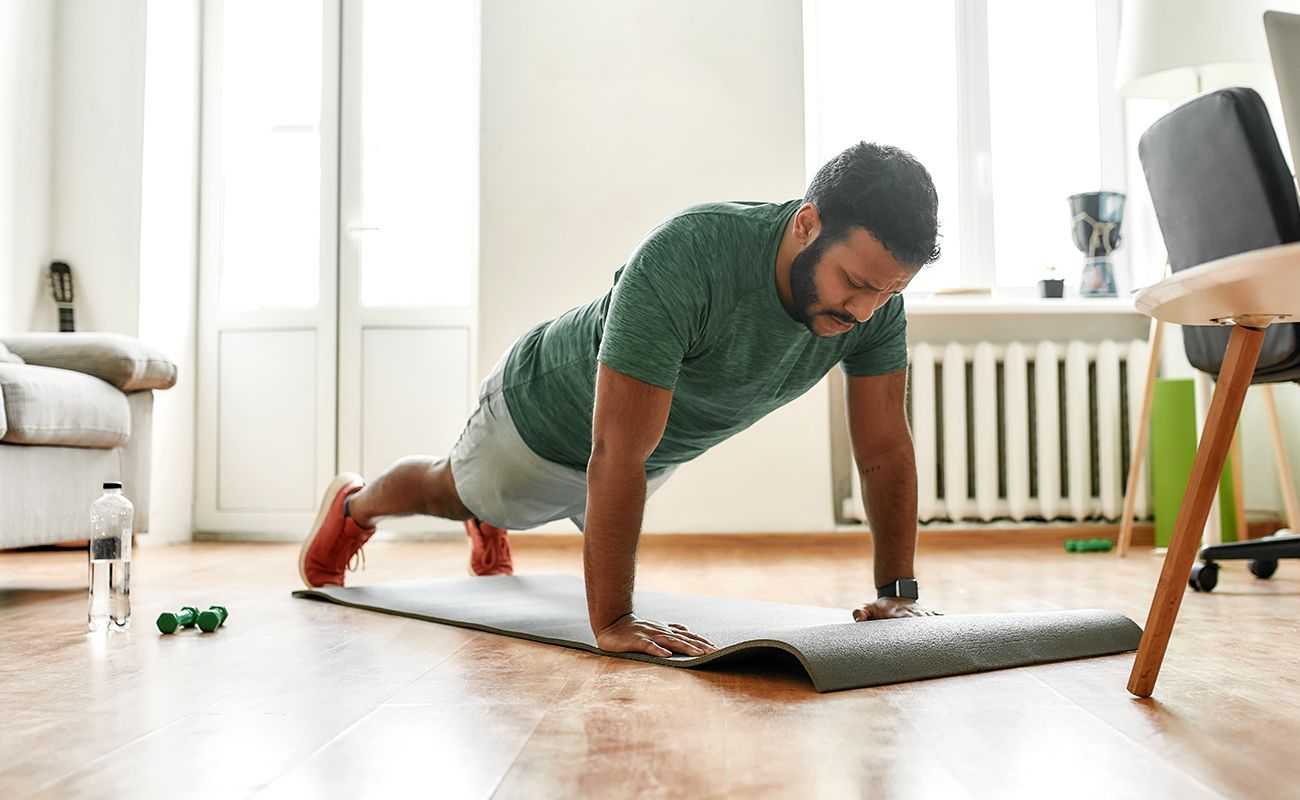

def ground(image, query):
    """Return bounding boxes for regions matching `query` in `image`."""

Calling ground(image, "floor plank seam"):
[368,630,484,707]
[1020,668,1231,799]
[486,657,617,798]
[245,705,388,799]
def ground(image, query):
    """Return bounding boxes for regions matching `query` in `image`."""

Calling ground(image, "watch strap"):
[876,577,919,600]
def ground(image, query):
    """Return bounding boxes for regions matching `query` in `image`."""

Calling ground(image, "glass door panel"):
[357,0,477,308]
[219,0,323,311]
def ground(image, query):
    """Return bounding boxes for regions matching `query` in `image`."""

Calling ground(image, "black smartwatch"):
[876,578,919,600]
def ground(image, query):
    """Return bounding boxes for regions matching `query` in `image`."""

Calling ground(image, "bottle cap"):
[103,481,123,490]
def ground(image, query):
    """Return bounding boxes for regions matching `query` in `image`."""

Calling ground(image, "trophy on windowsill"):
[1068,191,1125,298]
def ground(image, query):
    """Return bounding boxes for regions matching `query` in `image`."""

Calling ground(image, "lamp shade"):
[1116,0,1293,98]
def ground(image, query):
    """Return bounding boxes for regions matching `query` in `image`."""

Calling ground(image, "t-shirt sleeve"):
[839,293,909,377]
[597,218,708,390]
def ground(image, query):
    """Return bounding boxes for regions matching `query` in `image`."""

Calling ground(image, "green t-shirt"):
[501,200,909,471]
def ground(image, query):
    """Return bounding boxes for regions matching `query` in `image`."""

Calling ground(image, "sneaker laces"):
[330,513,371,574]
[479,525,511,571]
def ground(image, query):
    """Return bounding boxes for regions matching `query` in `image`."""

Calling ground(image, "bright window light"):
[219,0,322,311]
[807,0,1118,292]
[805,0,961,294]
[988,0,1103,287]
[358,0,477,308]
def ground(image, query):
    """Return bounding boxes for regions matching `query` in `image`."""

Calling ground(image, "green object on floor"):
[197,605,228,633]
[156,606,200,634]
[1150,378,1239,548]
[1065,538,1114,552]
[293,574,1143,692]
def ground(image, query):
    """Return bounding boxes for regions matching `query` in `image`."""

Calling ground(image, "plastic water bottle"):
[88,482,133,632]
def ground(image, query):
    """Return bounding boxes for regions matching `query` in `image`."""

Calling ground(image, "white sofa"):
[0,333,176,549]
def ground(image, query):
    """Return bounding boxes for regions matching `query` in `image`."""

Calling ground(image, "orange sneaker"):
[465,518,513,576]
[299,473,376,587]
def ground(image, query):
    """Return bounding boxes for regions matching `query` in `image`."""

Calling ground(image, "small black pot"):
[1039,278,1064,298]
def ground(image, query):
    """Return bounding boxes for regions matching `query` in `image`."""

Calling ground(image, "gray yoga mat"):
[293,573,1142,692]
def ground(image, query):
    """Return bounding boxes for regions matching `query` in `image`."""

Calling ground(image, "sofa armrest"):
[0,333,177,391]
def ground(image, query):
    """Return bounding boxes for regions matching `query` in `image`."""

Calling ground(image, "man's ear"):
[794,202,821,246]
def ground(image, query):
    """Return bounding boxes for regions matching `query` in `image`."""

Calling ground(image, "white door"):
[335,0,479,536]
[196,0,341,538]
[197,0,478,539]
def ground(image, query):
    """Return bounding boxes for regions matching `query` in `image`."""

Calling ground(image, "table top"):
[1135,241,1300,326]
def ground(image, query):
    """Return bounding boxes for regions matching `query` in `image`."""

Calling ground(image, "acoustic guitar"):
[49,261,75,332]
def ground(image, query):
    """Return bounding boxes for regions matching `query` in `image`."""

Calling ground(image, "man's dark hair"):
[804,142,941,269]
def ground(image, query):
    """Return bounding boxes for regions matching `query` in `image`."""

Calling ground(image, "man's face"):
[789,226,916,337]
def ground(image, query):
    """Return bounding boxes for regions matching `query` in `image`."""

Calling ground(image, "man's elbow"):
[588,439,651,472]
[854,430,915,459]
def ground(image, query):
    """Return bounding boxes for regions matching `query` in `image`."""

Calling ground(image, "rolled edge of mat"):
[779,611,1143,692]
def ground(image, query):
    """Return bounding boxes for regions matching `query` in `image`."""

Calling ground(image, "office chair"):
[1139,87,1300,591]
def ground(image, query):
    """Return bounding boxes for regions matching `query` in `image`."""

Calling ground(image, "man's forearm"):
[858,438,920,588]
[583,454,648,633]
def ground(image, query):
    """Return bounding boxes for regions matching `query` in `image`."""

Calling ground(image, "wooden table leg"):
[1118,317,1163,557]
[1127,325,1265,697]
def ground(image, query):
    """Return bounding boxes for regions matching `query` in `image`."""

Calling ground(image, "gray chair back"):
[1139,87,1300,379]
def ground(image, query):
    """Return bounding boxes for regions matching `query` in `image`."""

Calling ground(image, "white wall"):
[479,0,832,533]
[0,0,54,334]
[49,0,147,336]
[9,0,200,545]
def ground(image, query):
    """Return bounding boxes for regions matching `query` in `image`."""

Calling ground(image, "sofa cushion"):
[0,333,176,391]
[0,364,130,448]
[0,343,22,364]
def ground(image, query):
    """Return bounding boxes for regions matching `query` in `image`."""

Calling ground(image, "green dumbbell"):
[197,605,229,633]
[1065,538,1114,553]
[156,606,200,634]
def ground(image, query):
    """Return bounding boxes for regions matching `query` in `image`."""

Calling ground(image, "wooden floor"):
[2,533,1299,799]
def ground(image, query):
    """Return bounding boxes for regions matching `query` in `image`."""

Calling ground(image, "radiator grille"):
[845,339,1152,523]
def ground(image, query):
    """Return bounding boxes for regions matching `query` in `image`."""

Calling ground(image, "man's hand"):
[852,597,942,621]
[595,613,718,658]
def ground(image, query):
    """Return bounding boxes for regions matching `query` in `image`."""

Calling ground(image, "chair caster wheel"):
[1189,561,1219,592]
[1248,558,1278,579]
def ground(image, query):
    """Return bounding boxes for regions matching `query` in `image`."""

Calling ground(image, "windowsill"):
[904,292,1142,316]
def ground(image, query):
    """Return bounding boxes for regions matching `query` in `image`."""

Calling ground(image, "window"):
[213,0,477,312]
[804,0,962,294]
[356,0,477,308]
[218,0,323,311]
[804,0,1124,292]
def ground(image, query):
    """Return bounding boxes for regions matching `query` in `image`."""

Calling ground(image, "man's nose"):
[846,294,879,323]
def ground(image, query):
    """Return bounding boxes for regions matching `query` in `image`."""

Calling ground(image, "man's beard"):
[789,235,855,334]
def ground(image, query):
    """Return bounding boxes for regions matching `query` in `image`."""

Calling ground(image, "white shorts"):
[449,357,677,531]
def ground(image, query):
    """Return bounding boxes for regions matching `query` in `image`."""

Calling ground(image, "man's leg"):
[344,454,513,577]
[298,455,485,587]
[345,455,472,528]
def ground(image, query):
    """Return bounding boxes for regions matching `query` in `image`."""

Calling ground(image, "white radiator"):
[844,339,1152,524]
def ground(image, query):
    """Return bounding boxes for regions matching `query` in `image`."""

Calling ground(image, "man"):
[299,142,942,659]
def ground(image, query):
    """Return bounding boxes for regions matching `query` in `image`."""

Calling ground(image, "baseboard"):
[189,517,1287,548]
